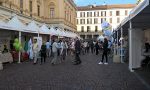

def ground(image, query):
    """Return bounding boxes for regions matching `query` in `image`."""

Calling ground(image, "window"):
[50,8,55,18]
[95,26,98,32]
[37,5,40,16]
[81,26,84,32]
[97,12,99,17]
[80,12,82,17]
[90,18,92,24]
[116,11,120,16]
[83,12,85,17]
[117,17,120,23]
[110,11,112,16]
[77,19,78,24]
[94,18,98,24]
[20,0,23,13]
[0,2,2,6]
[29,1,32,16]
[90,12,92,17]
[94,12,96,17]
[87,26,91,32]
[104,11,106,16]
[101,11,106,16]
[110,18,112,23]
[125,10,128,16]
[87,19,90,24]
[87,12,90,17]
[80,19,85,24]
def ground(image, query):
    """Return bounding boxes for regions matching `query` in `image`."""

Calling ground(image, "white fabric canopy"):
[49,27,57,35]
[7,16,26,32]
[0,20,11,30]
[27,21,39,33]
[40,24,50,35]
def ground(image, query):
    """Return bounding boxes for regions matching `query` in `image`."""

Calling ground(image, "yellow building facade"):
[0,0,77,31]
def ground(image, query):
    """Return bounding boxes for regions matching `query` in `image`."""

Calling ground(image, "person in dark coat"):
[74,37,81,65]
[40,43,47,64]
[95,41,99,55]
[90,41,94,54]
[98,38,108,65]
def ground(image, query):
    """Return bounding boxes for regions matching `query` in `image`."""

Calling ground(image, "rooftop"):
[77,4,136,11]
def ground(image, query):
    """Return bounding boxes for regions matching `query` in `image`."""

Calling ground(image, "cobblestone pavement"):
[0,53,148,90]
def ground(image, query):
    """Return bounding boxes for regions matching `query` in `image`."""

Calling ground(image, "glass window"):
[117,17,120,23]
[87,26,91,32]
[125,10,128,16]
[94,12,96,17]
[116,11,120,16]
[110,18,112,23]
[81,26,84,32]
[94,18,98,24]
[90,12,92,17]
[29,1,32,16]
[87,12,90,17]
[110,11,112,16]
[50,8,55,18]
[37,5,40,16]
[20,0,23,13]
[95,26,98,32]
[87,19,90,24]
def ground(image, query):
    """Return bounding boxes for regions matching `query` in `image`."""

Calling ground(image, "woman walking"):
[98,38,108,65]
[40,43,46,65]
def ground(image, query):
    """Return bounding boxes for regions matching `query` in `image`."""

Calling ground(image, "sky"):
[74,0,137,6]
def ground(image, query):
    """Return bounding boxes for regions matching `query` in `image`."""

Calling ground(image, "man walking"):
[33,39,39,64]
[74,37,82,65]
[46,40,51,57]
[51,39,58,65]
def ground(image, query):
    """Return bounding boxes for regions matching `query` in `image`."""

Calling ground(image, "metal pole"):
[121,27,124,63]
[18,31,21,63]
[117,30,119,55]
[129,20,134,72]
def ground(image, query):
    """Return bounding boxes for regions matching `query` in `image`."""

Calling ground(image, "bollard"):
[0,62,3,70]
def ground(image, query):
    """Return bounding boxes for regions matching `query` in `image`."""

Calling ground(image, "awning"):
[0,20,11,30]
[39,24,50,35]
[115,0,150,35]
[27,21,39,33]
[7,16,26,32]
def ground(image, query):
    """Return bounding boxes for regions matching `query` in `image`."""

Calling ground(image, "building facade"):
[0,0,77,32]
[76,4,136,40]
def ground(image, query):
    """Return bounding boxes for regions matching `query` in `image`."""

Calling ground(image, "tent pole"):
[129,20,134,72]
[18,31,21,63]
[117,30,119,55]
[121,27,124,63]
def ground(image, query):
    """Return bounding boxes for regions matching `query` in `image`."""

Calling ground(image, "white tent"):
[56,28,63,36]
[49,27,57,35]
[40,24,50,35]
[7,16,26,32]
[27,21,39,33]
[0,20,11,30]
[7,16,27,63]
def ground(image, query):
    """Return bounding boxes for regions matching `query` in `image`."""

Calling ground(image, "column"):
[129,20,134,72]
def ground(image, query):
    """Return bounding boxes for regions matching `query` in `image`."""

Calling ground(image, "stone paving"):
[0,53,148,90]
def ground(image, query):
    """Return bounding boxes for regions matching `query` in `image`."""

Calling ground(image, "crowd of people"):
[31,37,113,65]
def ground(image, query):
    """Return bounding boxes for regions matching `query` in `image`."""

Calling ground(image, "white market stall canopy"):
[40,24,50,35]
[7,16,27,32]
[27,21,39,33]
[0,20,10,30]
[0,16,79,38]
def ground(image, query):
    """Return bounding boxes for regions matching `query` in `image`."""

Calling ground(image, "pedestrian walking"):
[46,40,51,57]
[74,37,82,65]
[33,39,39,64]
[51,39,58,65]
[95,41,99,55]
[40,43,46,64]
[98,38,108,65]
[60,38,68,62]
[90,41,94,54]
